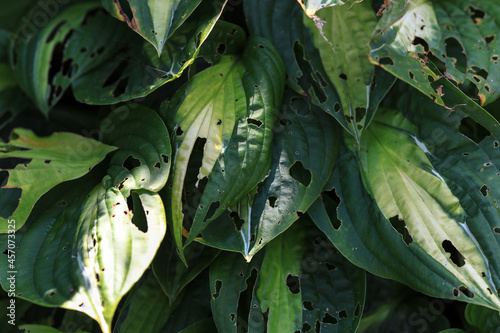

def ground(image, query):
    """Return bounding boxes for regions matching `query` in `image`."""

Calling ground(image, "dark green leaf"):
[465,303,500,333]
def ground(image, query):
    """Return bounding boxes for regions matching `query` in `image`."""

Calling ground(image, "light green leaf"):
[0,129,116,232]
[12,1,130,114]
[73,0,226,105]
[101,0,202,56]
[164,37,285,263]
[370,0,500,106]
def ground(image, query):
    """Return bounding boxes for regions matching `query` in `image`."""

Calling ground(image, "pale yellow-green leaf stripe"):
[357,108,500,310]
[297,0,347,17]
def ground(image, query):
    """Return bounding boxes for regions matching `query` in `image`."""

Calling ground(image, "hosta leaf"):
[370,0,500,106]
[12,1,130,114]
[297,0,346,17]
[198,91,339,260]
[164,37,285,262]
[303,0,385,139]
[113,272,172,333]
[103,105,171,195]
[465,303,500,332]
[72,0,226,105]
[18,325,83,333]
[209,219,365,333]
[245,0,394,138]
[101,0,202,56]
[0,129,116,232]
[310,99,500,311]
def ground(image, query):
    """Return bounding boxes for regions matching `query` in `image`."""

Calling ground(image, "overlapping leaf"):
[12,1,130,114]
[0,129,116,232]
[465,304,500,332]
[0,107,170,333]
[101,0,202,56]
[209,219,365,333]
[370,0,500,106]
[245,0,394,139]
[72,0,226,105]
[310,97,500,310]
[164,37,285,263]
[198,91,339,260]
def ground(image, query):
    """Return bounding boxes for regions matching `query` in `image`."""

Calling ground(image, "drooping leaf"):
[198,91,339,260]
[164,37,285,263]
[245,0,394,139]
[12,1,130,114]
[370,0,500,106]
[72,0,226,105]
[0,129,116,232]
[303,0,392,139]
[309,101,500,311]
[465,303,500,333]
[209,218,365,333]
[101,0,202,56]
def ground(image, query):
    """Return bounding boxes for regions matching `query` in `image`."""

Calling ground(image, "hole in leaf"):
[442,240,465,267]
[205,201,220,221]
[102,59,128,88]
[289,161,312,187]
[339,73,347,80]
[354,303,361,317]
[230,211,244,231]
[268,196,277,208]
[123,155,141,171]
[247,118,263,127]
[161,154,169,163]
[217,43,226,54]
[355,107,366,123]
[480,184,488,196]
[303,301,314,311]
[334,103,341,112]
[95,273,100,282]
[112,76,129,97]
[412,37,430,53]
[286,274,300,294]
[131,193,148,232]
[176,126,184,136]
[493,55,499,64]
[459,285,474,298]
[469,6,485,24]
[293,41,327,103]
[154,162,161,169]
[494,227,500,234]
[472,66,488,80]
[459,117,490,143]
[445,37,467,72]
[212,280,222,299]
[316,72,328,87]
[62,58,73,77]
[378,57,394,66]
[485,35,495,44]
[322,313,338,324]
[339,310,348,319]
[388,215,413,245]
[409,70,415,80]
[302,323,312,332]
[216,119,222,125]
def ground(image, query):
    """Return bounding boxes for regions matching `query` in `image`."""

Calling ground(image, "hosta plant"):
[1,0,500,332]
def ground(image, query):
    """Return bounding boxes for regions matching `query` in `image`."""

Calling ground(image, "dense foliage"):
[1,0,500,332]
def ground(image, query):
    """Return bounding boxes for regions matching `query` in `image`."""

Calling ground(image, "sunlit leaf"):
[164,37,285,263]
[0,129,116,232]
[297,0,347,17]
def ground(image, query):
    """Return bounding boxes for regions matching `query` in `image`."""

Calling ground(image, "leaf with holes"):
[0,128,116,232]
[310,101,500,311]
[245,0,394,139]
[103,105,171,196]
[197,91,339,260]
[303,0,394,140]
[209,218,365,333]
[164,37,285,263]
[370,0,500,107]
[12,1,130,114]
[101,0,202,56]
[72,0,226,105]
